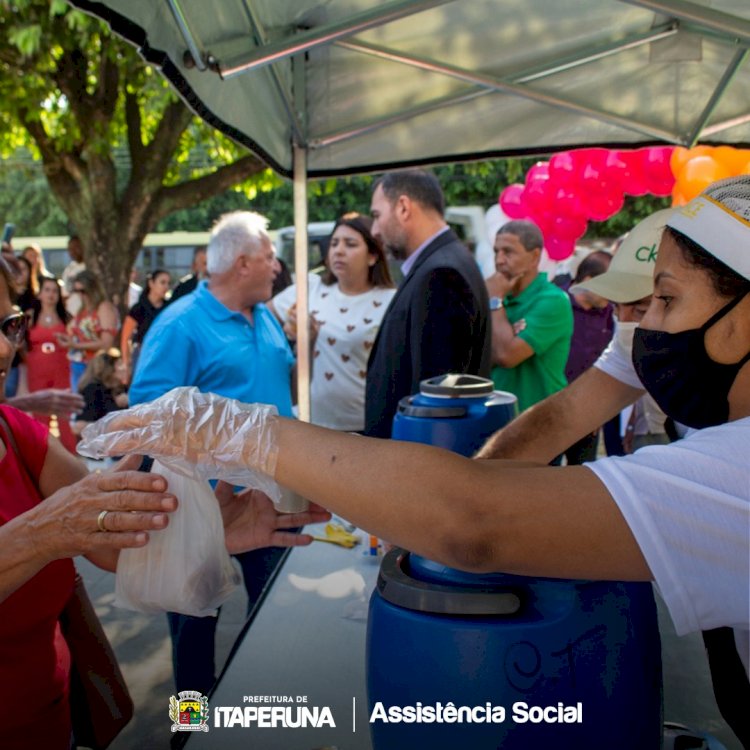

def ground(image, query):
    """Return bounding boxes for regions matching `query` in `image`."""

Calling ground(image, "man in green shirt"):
[486,220,573,412]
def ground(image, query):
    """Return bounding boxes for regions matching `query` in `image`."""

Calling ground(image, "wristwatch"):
[489,296,504,311]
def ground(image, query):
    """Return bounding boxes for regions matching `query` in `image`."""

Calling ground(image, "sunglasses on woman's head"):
[0,311,27,346]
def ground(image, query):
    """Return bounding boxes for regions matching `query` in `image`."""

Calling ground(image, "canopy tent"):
[69,0,750,176]
[68,0,750,419]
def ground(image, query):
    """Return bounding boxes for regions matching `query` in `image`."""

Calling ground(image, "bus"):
[13,231,211,283]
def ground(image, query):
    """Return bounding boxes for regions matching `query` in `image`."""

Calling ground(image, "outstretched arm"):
[79,389,652,582]
[476,367,643,463]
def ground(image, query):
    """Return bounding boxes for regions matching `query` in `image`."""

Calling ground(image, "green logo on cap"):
[635,243,658,263]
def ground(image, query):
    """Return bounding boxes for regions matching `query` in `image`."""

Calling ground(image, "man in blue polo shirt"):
[130,210,295,695]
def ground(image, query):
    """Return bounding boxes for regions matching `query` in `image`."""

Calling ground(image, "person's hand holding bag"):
[78,386,282,502]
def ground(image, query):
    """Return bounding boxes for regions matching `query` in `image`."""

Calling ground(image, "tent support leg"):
[293,143,311,423]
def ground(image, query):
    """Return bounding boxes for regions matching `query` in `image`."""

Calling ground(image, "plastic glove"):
[77,386,281,503]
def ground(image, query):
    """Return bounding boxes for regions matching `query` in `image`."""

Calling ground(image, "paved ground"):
[77,554,248,750]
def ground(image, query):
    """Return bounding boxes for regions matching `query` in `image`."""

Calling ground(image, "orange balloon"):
[671,184,688,207]
[676,155,731,201]
[687,145,715,160]
[670,146,691,177]
[713,146,750,175]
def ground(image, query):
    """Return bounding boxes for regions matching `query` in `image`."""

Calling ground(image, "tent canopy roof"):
[71,0,750,178]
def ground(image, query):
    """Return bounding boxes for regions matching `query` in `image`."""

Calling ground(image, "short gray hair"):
[497,220,544,252]
[207,211,270,274]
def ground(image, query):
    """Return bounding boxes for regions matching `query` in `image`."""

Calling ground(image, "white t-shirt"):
[587,420,750,677]
[273,275,395,430]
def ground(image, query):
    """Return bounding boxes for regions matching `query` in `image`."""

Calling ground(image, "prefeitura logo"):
[170,690,210,733]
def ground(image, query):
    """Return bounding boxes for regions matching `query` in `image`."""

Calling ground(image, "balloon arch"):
[498,145,750,260]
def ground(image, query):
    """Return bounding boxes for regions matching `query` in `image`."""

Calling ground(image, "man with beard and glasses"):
[364,170,491,439]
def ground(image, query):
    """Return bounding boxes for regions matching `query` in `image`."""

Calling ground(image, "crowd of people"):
[1,169,748,748]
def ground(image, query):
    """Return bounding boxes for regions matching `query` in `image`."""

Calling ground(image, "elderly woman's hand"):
[77,387,282,498]
[24,455,178,563]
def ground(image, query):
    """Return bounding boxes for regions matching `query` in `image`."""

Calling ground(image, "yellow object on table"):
[310,523,361,548]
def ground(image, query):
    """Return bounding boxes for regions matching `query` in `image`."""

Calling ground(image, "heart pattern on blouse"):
[327,337,336,345]
[363,318,372,324]
[347,324,355,332]
[359,370,366,378]
[364,340,373,350]
[340,308,348,313]
[325,372,334,380]
[341,354,350,362]
[373,300,382,307]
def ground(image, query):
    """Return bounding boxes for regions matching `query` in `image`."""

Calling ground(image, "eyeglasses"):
[0,312,27,346]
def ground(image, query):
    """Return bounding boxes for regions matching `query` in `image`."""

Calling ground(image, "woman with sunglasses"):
[86,175,750,744]
[17,277,77,453]
[55,270,119,392]
[0,255,328,749]
[0,255,178,748]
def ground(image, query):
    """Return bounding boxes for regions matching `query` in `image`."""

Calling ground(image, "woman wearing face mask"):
[81,177,750,728]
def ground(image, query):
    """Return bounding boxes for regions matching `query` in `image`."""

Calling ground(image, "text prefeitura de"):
[370,702,583,724]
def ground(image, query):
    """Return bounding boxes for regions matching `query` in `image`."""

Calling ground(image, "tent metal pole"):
[293,142,310,423]
[620,0,750,46]
[687,48,749,146]
[701,113,750,138]
[218,0,456,79]
[239,0,305,144]
[166,0,207,70]
[335,39,678,143]
[313,22,679,149]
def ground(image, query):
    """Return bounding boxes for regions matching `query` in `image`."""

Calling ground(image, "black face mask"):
[632,291,750,429]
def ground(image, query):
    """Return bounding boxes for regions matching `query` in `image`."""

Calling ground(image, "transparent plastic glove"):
[77,386,282,503]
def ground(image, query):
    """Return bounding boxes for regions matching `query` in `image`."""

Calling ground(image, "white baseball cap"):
[570,208,672,303]
[667,175,750,281]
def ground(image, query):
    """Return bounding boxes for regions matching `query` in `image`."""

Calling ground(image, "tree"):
[0,0,272,303]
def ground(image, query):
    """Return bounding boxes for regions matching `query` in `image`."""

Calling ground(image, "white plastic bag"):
[115,459,240,616]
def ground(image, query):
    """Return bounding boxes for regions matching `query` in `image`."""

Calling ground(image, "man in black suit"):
[365,170,491,438]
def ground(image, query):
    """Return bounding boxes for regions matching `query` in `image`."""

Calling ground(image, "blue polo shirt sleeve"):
[515,290,573,355]
[129,312,198,405]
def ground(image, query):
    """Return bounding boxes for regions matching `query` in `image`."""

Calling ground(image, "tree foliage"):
[0,0,270,303]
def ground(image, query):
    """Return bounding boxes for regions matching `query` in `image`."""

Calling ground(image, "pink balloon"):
[588,189,625,222]
[550,185,588,220]
[549,151,577,186]
[619,149,650,195]
[545,235,576,261]
[526,161,550,184]
[568,147,610,196]
[642,146,676,196]
[604,150,629,192]
[499,183,526,219]
[522,180,551,215]
[552,213,588,241]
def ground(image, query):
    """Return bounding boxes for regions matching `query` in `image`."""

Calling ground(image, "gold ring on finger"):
[97,509,110,532]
